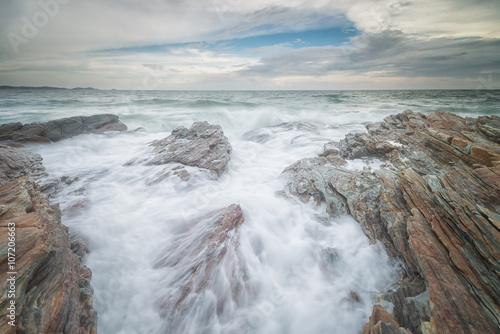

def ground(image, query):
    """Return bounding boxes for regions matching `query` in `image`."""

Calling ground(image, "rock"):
[320,141,340,157]
[349,291,363,305]
[284,111,500,334]
[132,121,232,181]
[154,204,249,332]
[0,114,127,143]
[477,115,500,143]
[363,305,411,334]
[0,177,96,334]
[0,122,23,137]
[0,145,46,185]
[71,237,89,262]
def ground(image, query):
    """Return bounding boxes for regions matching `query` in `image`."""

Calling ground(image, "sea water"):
[1,89,499,334]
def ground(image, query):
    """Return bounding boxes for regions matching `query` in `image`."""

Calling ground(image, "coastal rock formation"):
[130,121,232,181]
[0,177,97,334]
[284,111,500,334]
[155,204,249,332]
[363,305,411,334]
[0,145,46,185]
[0,114,127,143]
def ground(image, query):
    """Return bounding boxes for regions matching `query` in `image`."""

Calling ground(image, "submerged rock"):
[284,110,500,334]
[0,114,127,143]
[131,121,232,182]
[155,204,250,332]
[0,177,97,334]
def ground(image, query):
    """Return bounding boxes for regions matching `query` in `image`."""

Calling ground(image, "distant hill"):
[0,86,98,90]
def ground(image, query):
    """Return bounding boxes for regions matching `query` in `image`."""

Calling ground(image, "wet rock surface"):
[284,110,500,334]
[0,114,127,143]
[131,121,232,181]
[0,145,46,185]
[0,177,97,334]
[363,305,411,334]
[154,204,249,333]
[0,115,116,333]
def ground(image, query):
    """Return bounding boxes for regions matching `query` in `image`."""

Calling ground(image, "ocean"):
[1,89,499,334]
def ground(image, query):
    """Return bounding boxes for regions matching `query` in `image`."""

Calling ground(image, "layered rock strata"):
[0,177,97,333]
[0,145,46,184]
[284,111,500,334]
[0,118,102,333]
[155,204,248,332]
[130,121,232,182]
[0,114,127,143]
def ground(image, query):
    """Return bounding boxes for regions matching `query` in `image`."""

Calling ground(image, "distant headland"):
[0,85,98,91]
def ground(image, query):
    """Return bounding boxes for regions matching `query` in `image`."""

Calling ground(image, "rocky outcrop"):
[363,305,411,334]
[0,145,46,185]
[0,114,127,143]
[284,111,500,334]
[130,121,232,182]
[154,204,249,332]
[0,177,97,333]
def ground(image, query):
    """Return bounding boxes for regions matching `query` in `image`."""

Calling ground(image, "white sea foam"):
[8,90,498,332]
[5,90,498,332]
[28,112,401,334]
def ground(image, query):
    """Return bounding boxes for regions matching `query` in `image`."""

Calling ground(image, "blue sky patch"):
[94,26,359,56]
[218,27,359,51]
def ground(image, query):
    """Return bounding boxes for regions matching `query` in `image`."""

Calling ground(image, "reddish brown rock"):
[363,305,411,334]
[284,111,500,334]
[155,204,249,332]
[0,177,96,334]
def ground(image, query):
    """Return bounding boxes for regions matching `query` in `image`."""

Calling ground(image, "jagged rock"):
[154,204,249,333]
[71,237,90,262]
[0,145,46,185]
[131,121,231,181]
[0,114,127,143]
[319,141,340,157]
[0,177,97,334]
[363,305,411,334]
[284,111,500,334]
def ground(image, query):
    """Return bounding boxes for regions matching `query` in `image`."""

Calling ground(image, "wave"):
[45,99,83,105]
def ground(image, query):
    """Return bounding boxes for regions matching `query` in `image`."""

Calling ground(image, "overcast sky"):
[1,0,499,89]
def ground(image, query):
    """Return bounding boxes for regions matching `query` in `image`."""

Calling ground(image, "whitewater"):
[1,89,499,334]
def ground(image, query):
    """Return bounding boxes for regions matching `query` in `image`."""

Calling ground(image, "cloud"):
[241,31,500,79]
[341,0,500,38]
[0,0,499,89]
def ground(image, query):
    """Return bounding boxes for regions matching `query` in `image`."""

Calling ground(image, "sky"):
[0,0,499,90]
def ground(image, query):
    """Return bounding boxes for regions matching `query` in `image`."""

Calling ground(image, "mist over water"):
[3,90,498,333]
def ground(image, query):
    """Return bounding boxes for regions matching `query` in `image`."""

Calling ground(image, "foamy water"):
[27,121,398,333]
[7,89,498,334]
